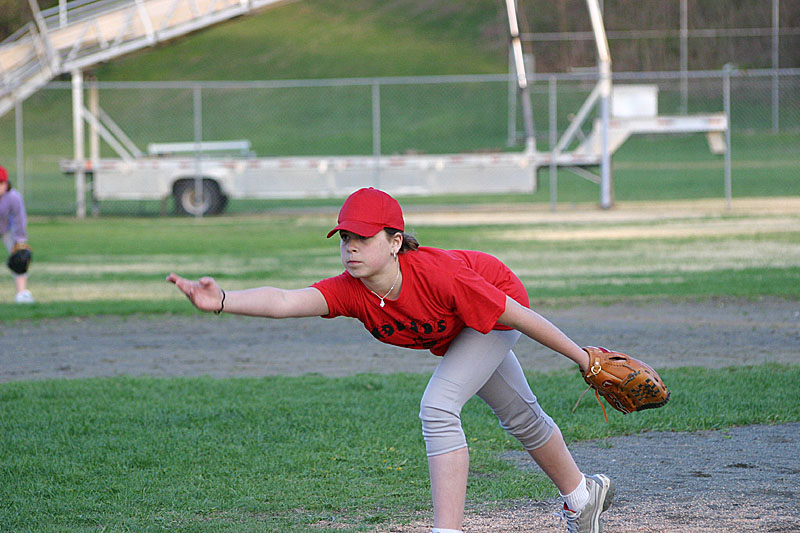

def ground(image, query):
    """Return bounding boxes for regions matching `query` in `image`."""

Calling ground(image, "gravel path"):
[2,297,799,532]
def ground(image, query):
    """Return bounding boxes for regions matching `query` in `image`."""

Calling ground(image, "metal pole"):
[88,78,100,216]
[72,69,86,218]
[59,0,68,27]
[723,65,732,211]
[28,0,60,74]
[372,81,381,186]
[193,85,203,218]
[549,76,558,212]
[505,0,535,151]
[89,83,100,163]
[599,69,612,209]
[507,46,517,146]
[680,0,688,114]
[586,0,613,209]
[772,0,780,132]
[15,101,24,197]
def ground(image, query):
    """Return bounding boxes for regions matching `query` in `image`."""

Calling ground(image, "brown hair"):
[385,228,419,253]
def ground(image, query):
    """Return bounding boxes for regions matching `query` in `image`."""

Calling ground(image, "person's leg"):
[476,350,615,531]
[525,425,583,494]
[419,329,520,531]
[4,233,32,302]
[427,447,469,529]
[14,274,27,294]
[475,351,583,495]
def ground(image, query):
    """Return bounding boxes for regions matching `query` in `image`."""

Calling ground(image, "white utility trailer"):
[58,82,726,216]
[59,141,552,216]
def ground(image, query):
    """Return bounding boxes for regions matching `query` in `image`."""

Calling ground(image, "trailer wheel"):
[173,179,228,216]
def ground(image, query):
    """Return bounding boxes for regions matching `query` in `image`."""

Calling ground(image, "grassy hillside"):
[95,0,509,81]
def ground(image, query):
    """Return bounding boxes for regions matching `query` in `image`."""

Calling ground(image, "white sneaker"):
[560,474,615,533]
[15,290,34,304]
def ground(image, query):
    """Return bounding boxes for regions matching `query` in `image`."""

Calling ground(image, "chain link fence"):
[0,68,798,216]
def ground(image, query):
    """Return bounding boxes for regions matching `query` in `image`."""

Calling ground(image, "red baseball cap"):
[327,187,405,238]
[0,166,8,183]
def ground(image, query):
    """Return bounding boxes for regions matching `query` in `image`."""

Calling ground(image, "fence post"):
[72,69,86,219]
[680,0,688,114]
[193,84,203,219]
[599,72,612,209]
[372,81,381,186]
[549,76,558,212]
[15,101,24,198]
[88,78,100,216]
[772,0,780,132]
[723,65,732,211]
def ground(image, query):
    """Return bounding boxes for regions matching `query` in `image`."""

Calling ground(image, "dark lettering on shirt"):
[370,317,450,349]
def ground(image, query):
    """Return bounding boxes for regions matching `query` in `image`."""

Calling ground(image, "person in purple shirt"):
[0,165,34,303]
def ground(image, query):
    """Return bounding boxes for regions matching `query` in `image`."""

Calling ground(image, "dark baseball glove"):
[576,346,670,421]
[7,242,32,274]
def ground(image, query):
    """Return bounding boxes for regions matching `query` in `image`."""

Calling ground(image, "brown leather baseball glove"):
[577,346,670,421]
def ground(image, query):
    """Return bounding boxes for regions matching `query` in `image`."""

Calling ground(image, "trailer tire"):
[173,179,228,216]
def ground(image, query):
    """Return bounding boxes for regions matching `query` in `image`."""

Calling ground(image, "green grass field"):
[2,163,799,533]
[1,201,797,531]
[2,366,799,531]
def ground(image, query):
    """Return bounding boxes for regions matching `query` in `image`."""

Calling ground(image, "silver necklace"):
[369,262,400,308]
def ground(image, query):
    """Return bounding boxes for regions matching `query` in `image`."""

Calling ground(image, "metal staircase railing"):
[0,0,286,118]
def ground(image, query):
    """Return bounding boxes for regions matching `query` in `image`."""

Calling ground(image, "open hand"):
[166,273,223,313]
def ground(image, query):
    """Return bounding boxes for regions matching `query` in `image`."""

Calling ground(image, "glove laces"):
[572,385,609,423]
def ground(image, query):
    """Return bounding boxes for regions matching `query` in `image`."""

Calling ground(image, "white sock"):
[431,529,463,533]
[560,474,590,512]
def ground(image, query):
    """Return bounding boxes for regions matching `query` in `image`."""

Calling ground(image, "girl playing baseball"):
[168,187,614,533]
[0,165,34,304]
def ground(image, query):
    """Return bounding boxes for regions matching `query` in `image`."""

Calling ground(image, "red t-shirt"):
[311,247,529,356]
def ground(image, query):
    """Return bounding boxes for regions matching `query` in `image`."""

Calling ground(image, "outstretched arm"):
[498,296,590,372]
[167,273,329,318]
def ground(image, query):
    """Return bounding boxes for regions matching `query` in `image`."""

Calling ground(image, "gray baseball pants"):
[419,328,556,457]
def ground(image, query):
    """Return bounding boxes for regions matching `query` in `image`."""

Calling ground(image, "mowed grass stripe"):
[6,203,799,308]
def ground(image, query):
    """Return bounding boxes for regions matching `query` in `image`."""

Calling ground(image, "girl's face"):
[339,230,400,278]
[0,181,7,196]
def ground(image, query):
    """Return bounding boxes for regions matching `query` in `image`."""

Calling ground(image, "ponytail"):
[384,228,420,253]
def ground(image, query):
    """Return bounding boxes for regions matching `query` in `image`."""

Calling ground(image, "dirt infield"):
[3,298,798,381]
[2,297,799,531]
